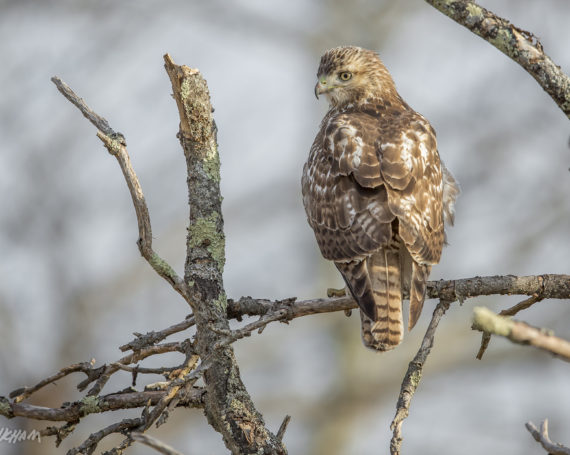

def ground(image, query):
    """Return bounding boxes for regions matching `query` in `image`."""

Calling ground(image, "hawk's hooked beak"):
[314,79,331,99]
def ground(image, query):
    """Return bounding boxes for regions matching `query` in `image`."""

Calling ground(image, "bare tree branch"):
[136,354,200,432]
[424,0,570,119]
[9,359,96,403]
[276,415,291,443]
[120,316,195,353]
[476,293,543,359]
[163,53,286,454]
[83,341,190,396]
[0,388,204,422]
[389,300,451,455]
[132,432,186,455]
[526,419,570,455]
[51,77,191,304]
[472,307,570,361]
[227,274,570,321]
[68,418,143,455]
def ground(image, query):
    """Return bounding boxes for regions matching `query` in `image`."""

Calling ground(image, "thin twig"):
[51,76,116,136]
[276,415,291,442]
[476,294,543,359]
[472,307,570,361]
[137,354,200,431]
[213,309,289,350]
[390,300,451,455]
[526,419,570,455]
[111,363,180,375]
[41,421,78,447]
[132,432,186,455]
[51,77,191,305]
[84,341,188,396]
[9,359,96,403]
[120,316,195,353]
[67,418,143,455]
[424,0,570,120]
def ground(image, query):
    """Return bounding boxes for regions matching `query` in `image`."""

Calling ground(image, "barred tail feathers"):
[363,250,403,350]
[335,250,403,351]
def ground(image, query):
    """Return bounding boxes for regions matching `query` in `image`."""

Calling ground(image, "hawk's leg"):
[326,286,347,298]
[327,286,352,317]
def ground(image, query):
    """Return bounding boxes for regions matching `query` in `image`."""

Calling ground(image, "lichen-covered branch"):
[425,0,570,119]
[0,388,204,422]
[389,300,451,455]
[476,293,543,359]
[51,77,191,303]
[526,419,570,455]
[163,54,286,455]
[227,274,570,321]
[472,306,570,361]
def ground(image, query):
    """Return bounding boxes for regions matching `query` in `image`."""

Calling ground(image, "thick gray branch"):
[164,54,286,455]
[425,0,570,119]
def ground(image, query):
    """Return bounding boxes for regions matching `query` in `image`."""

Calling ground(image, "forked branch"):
[526,419,570,455]
[472,307,570,361]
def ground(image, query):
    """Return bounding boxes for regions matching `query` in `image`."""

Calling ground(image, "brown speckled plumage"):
[302,46,459,351]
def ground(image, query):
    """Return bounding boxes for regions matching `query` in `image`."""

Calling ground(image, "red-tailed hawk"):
[302,46,459,351]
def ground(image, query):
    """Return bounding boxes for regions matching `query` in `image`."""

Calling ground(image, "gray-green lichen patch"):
[213,292,228,313]
[488,27,515,57]
[0,398,12,417]
[465,3,482,18]
[188,212,226,271]
[203,144,221,183]
[465,3,482,26]
[149,252,178,281]
[409,368,422,388]
[80,395,101,415]
[180,78,192,103]
[103,135,123,155]
[472,306,512,337]
[179,76,212,145]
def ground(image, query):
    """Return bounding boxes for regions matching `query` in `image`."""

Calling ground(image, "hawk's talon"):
[327,287,347,298]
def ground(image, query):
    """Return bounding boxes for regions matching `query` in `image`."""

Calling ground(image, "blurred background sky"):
[0,1,569,454]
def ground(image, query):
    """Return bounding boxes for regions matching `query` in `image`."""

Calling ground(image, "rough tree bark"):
[425,0,570,119]
[163,55,286,455]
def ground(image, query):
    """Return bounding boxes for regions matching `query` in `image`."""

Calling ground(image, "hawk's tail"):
[336,251,403,351]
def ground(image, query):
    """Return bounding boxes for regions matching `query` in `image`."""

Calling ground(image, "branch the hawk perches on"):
[302,46,459,351]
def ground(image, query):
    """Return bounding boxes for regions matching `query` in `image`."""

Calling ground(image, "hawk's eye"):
[339,71,352,81]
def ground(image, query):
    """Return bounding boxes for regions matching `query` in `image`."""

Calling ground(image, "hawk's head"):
[315,46,397,107]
